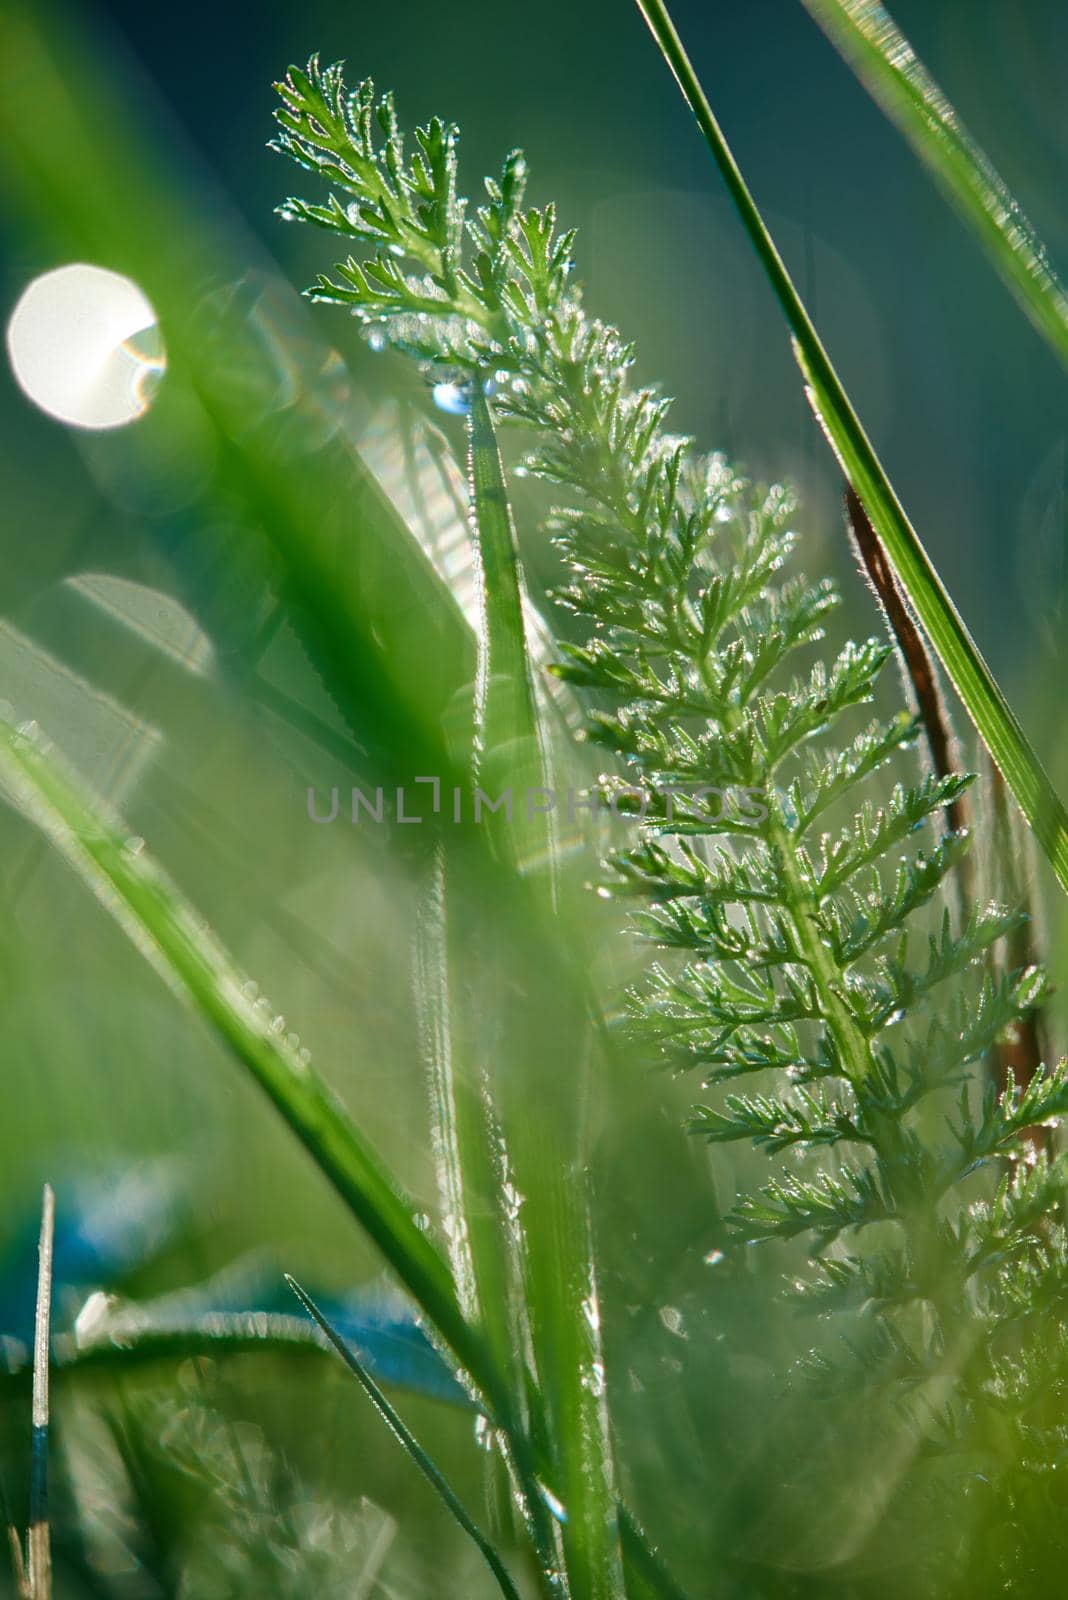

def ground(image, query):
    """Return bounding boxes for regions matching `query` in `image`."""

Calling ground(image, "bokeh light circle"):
[5,263,165,430]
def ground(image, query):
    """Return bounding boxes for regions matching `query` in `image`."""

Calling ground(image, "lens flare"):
[5,263,165,430]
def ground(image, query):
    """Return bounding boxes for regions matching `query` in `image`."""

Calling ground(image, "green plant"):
[3,20,1067,1597]
[272,56,1068,1593]
[632,0,1068,897]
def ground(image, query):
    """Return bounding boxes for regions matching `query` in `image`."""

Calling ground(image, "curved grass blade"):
[631,0,1068,896]
[2,1302,462,1400]
[0,714,498,1414]
[799,0,1068,370]
[285,1275,523,1600]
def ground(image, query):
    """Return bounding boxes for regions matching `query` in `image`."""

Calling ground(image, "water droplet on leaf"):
[431,380,471,416]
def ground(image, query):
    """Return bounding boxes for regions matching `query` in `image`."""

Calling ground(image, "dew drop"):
[431,380,471,416]
[583,1359,606,1398]
[121,835,145,859]
[704,1248,725,1267]
[659,1304,686,1339]
[500,1181,524,1222]
[474,1413,495,1452]
[537,1481,568,1525]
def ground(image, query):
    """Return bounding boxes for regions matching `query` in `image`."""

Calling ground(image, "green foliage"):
[0,712,486,1399]
[275,58,1068,1589]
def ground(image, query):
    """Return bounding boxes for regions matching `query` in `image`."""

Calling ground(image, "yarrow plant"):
[270,56,1068,1593]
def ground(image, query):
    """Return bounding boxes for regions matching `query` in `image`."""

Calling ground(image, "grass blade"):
[413,847,537,1420]
[617,1505,693,1600]
[6,1530,29,1600]
[467,383,541,770]
[465,383,559,884]
[284,1275,523,1600]
[793,338,1068,889]
[799,0,1068,370]
[27,1185,53,1600]
[0,715,496,1412]
[412,845,563,1578]
[5,1187,56,1600]
[631,0,1068,895]
[844,488,961,811]
[463,391,622,1596]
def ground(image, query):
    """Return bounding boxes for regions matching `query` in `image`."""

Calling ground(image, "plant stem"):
[631,0,1068,897]
[286,1277,523,1600]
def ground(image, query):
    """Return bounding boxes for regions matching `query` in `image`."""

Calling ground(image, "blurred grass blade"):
[0,0,475,792]
[618,1506,693,1600]
[6,1530,28,1600]
[0,714,498,1408]
[632,0,1068,895]
[411,845,561,1577]
[362,397,585,742]
[799,0,1068,369]
[285,1275,523,1600]
[414,847,520,1399]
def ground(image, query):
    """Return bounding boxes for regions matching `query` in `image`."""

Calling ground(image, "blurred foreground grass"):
[0,4,727,1593]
